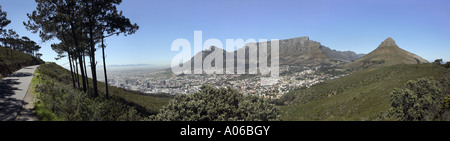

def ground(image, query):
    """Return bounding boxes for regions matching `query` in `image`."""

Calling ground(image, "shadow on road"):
[0,79,25,121]
[8,72,33,77]
[0,79,21,95]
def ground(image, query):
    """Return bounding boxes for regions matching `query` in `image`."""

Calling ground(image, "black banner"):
[0,121,447,139]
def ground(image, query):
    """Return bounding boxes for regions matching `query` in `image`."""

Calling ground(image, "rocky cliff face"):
[178,36,365,74]
[238,36,364,66]
[319,45,365,62]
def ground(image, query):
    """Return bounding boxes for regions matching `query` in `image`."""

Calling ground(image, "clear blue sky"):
[1,0,449,67]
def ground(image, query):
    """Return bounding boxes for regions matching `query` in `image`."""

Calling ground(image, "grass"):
[32,72,64,121]
[279,64,449,121]
[35,102,64,121]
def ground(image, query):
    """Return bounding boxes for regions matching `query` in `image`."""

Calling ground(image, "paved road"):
[0,65,39,121]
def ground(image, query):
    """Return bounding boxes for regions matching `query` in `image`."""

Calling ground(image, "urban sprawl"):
[104,66,345,99]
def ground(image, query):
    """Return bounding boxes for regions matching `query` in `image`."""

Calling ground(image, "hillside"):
[35,63,172,120]
[0,46,44,79]
[344,37,428,70]
[278,64,449,121]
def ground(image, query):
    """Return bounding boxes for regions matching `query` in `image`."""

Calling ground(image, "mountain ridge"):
[179,36,364,74]
[345,37,428,70]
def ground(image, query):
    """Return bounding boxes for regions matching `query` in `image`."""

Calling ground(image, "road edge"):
[15,67,39,121]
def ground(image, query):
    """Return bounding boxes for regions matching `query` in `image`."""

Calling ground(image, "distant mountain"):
[237,36,364,66]
[345,37,428,70]
[319,46,365,62]
[179,36,364,74]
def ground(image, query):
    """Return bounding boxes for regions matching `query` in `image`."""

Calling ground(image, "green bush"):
[388,77,442,121]
[152,85,280,121]
[440,95,450,120]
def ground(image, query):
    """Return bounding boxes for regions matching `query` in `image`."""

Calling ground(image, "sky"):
[1,0,450,67]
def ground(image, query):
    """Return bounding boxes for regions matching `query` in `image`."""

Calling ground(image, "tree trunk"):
[3,42,7,56]
[74,55,80,89]
[69,20,86,92]
[83,52,89,91]
[77,51,87,92]
[68,53,76,89]
[101,37,109,99]
[88,28,99,97]
[9,44,13,60]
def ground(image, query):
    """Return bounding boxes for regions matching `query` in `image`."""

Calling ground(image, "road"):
[0,65,39,121]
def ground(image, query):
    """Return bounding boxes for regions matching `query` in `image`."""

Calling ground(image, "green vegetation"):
[388,77,444,121]
[31,71,63,121]
[1,5,43,78]
[34,63,172,121]
[440,95,450,120]
[34,63,279,121]
[153,85,280,121]
[278,64,449,121]
[0,46,43,79]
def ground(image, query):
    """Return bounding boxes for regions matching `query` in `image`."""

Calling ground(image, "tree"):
[36,53,42,58]
[20,36,37,55]
[153,85,280,121]
[52,42,77,89]
[98,2,139,98]
[77,0,138,97]
[4,29,18,57]
[0,5,11,34]
[26,0,136,98]
[0,5,11,56]
[388,77,442,121]
[434,59,443,64]
[25,0,89,93]
[80,0,102,97]
[33,44,42,57]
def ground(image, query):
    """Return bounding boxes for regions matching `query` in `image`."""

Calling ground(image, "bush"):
[439,95,450,120]
[152,85,280,121]
[388,77,441,121]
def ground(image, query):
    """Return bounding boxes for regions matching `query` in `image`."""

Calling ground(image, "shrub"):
[388,77,441,121]
[152,85,280,121]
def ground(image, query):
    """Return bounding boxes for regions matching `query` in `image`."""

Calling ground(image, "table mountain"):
[178,36,364,74]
